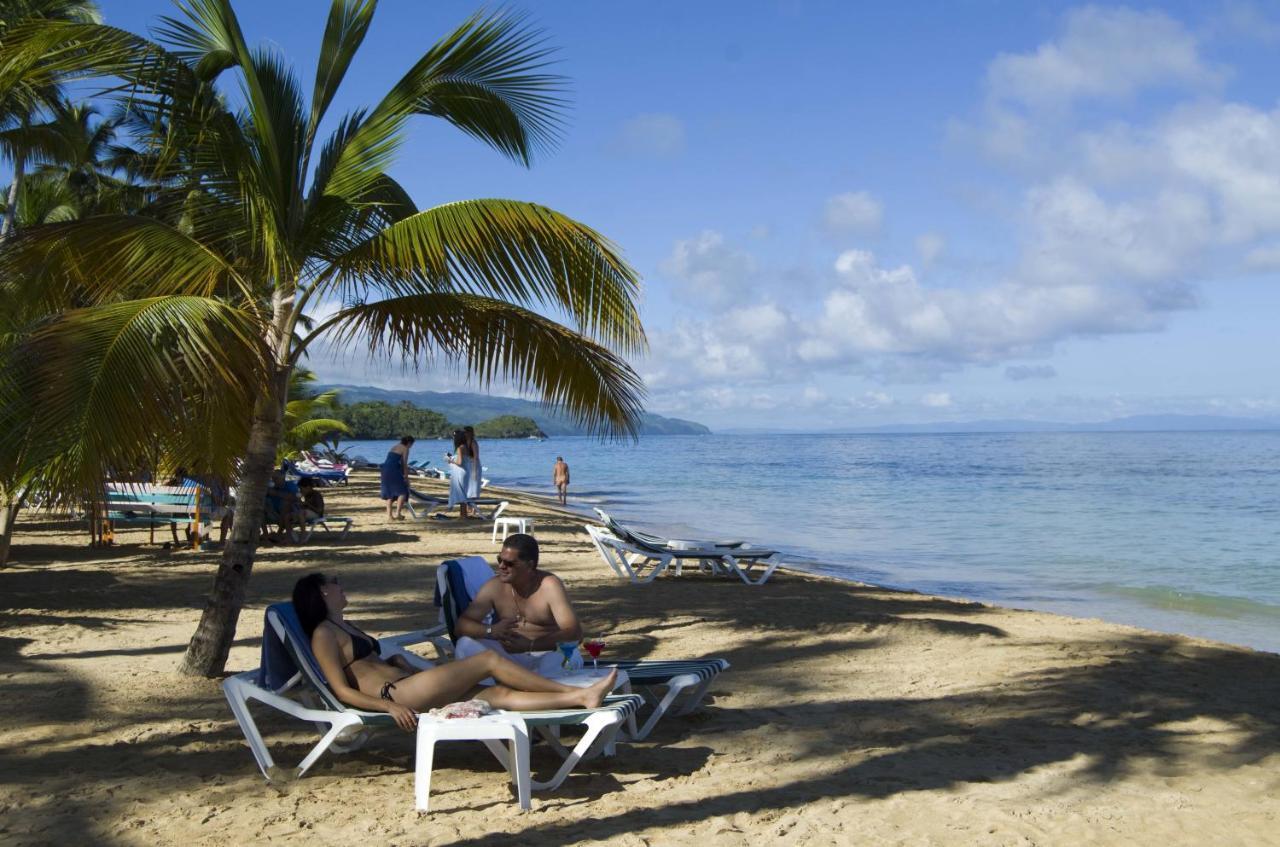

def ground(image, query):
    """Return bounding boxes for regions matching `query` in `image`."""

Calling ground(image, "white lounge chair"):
[586,524,782,587]
[223,602,640,794]
[298,514,352,542]
[434,556,729,739]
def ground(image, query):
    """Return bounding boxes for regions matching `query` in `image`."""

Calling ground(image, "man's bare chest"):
[494,583,554,623]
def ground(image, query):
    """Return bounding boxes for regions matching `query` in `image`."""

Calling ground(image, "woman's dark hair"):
[292,573,330,636]
[399,435,415,446]
[464,425,475,437]
[452,429,467,449]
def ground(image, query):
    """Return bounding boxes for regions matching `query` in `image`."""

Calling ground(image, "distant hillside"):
[318,385,711,436]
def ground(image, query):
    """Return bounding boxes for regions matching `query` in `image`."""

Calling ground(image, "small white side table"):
[415,713,531,812]
[492,516,535,543]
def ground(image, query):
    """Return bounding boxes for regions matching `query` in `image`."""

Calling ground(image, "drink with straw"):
[583,639,605,669]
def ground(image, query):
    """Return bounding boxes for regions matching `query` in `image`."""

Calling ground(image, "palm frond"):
[307,0,376,146]
[322,198,646,354]
[0,215,256,310]
[0,295,268,496]
[318,293,645,438]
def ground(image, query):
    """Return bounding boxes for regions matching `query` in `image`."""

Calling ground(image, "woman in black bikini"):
[292,574,616,731]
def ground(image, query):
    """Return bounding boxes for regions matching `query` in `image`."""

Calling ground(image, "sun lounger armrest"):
[379,625,447,668]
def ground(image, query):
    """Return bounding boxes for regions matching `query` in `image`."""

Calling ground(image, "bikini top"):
[336,624,381,667]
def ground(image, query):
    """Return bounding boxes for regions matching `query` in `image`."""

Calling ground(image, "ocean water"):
[345,432,1280,654]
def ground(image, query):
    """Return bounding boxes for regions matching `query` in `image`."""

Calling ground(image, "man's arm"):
[455,579,513,640]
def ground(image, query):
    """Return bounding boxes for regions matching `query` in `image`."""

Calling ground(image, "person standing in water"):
[552,456,570,506]
[379,435,414,520]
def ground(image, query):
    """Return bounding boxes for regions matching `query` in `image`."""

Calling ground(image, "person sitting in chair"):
[298,476,325,520]
[454,534,583,676]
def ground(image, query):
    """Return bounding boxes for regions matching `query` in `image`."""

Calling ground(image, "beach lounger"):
[297,514,353,542]
[406,489,504,520]
[586,524,783,587]
[223,602,640,793]
[594,508,752,552]
[433,556,729,740]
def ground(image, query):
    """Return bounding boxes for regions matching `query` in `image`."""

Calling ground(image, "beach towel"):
[257,602,326,691]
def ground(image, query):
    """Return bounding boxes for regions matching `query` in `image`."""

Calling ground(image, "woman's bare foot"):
[580,669,618,709]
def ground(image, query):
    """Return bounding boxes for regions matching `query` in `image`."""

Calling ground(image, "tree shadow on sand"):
[440,633,1280,846]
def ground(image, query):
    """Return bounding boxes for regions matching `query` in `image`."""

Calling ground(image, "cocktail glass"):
[583,639,605,669]
[556,641,577,669]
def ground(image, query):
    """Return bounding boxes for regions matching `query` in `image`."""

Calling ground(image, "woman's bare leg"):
[476,672,616,712]
[385,653,615,711]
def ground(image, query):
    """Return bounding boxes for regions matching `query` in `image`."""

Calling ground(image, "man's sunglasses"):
[495,556,524,569]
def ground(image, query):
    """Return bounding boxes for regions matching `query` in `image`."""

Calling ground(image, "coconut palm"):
[0,0,646,676]
[0,0,103,237]
[278,369,350,463]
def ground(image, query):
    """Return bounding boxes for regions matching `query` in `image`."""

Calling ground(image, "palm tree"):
[278,369,350,463]
[0,0,646,676]
[0,0,102,238]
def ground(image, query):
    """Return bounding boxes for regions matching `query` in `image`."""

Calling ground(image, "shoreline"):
[479,477,1280,659]
[1,475,1278,845]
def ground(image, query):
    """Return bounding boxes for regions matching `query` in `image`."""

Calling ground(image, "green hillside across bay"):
[319,385,711,437]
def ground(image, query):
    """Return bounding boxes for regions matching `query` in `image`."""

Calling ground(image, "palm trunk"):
[179,364,290,677]
[0,495,21,567]
[1,156,24,241]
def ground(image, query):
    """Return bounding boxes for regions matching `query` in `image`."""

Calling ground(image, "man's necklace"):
[508,584,527,622]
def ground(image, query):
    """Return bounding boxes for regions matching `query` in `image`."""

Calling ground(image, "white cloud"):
[1244,242,1280,270]
[854,391,894,409]
[915,232,945,267]
[823,191,882,235]
[660,230,757,305]
[612,113,685,157]
[921,392,952,408]
[987,6,1219,108]
[801,385,829,406]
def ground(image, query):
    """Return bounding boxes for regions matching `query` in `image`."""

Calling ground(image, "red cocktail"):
[583,639,605,669]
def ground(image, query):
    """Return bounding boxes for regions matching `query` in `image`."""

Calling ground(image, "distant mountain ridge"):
[318,384,711,436]
[721,414,1280,435]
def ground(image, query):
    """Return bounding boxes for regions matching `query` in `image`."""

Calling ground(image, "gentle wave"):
[1094,584,1280,621]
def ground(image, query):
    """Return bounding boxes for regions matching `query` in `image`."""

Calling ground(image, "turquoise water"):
[345,432,1280,653]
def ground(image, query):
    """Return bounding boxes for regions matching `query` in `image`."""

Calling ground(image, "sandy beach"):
[2,474,1278,847]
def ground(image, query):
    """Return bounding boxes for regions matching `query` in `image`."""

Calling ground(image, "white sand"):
[1,474,1278,846]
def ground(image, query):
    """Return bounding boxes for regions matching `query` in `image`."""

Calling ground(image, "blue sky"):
[94,1,1280,429]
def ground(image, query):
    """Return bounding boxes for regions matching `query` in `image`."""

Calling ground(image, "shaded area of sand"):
[1,474,1278,846]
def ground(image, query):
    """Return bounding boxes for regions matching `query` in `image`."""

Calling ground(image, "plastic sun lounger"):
[594,508,771,555]
[297,514,353,542]
[585,524,783,587]
[223,603,640,794]
[433,557,730,740]
[406,489,504,520]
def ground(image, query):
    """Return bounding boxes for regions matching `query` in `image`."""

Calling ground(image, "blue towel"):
[433,558,496,640]
[257,602,327,691]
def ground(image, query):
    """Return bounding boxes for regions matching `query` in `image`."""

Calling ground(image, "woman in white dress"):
[464,425,482,502]
[444,429,474,518]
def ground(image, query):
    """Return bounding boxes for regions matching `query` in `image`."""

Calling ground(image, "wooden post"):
[192,485,203,550]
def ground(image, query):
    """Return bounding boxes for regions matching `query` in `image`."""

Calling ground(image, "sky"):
[92,1,1280,430]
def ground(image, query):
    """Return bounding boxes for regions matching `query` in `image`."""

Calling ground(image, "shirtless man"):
[552,456,570,506]
[454,533,583,675]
